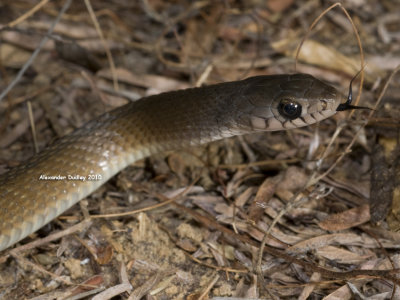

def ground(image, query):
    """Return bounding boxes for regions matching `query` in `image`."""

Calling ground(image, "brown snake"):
[0,73,350,252]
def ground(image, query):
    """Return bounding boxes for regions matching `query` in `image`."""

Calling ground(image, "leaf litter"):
[0,0,400,299]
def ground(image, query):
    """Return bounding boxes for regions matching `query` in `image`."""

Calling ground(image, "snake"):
[0,73,352,252]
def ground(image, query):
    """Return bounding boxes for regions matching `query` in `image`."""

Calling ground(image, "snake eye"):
[278,99,302,120]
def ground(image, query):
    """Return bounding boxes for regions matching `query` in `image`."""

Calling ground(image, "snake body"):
[0,73,344,252]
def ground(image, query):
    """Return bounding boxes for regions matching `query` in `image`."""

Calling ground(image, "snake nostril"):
[278,99,302,120]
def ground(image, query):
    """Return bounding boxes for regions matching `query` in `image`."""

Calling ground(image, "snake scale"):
[0,73,350,252]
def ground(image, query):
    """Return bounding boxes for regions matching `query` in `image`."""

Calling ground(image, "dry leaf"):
[267,0,294,12]
[272,39,382,82]
[316,245,373,264]
[318,204,370,231]
[0,43,31,68]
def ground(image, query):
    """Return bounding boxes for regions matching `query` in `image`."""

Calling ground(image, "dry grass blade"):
[84,0,119,91]
[312,64,400,184]
[6,0,50,28]
[295,2,365,113]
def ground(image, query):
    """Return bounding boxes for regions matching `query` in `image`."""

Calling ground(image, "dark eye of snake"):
[278,99,302,120]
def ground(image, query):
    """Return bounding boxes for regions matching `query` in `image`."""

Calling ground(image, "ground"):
[0,0,400,299]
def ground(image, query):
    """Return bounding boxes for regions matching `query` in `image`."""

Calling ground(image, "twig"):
[0,0,73,103]
[198,273,219,300]
[11,251,72,285]
[27,100,39,153]
[91,173,200,219]
[91,261,132,300]
[311,64,400,184]
[2,219,92,257]
[294,2,365,112]
[84,0,119,91]
[256,3,366,287]
[6,0,50,28]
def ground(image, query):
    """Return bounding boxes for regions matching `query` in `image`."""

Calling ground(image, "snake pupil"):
[278,99,302,120]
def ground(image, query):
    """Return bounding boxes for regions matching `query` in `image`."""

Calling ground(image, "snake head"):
[237,73,346,132]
